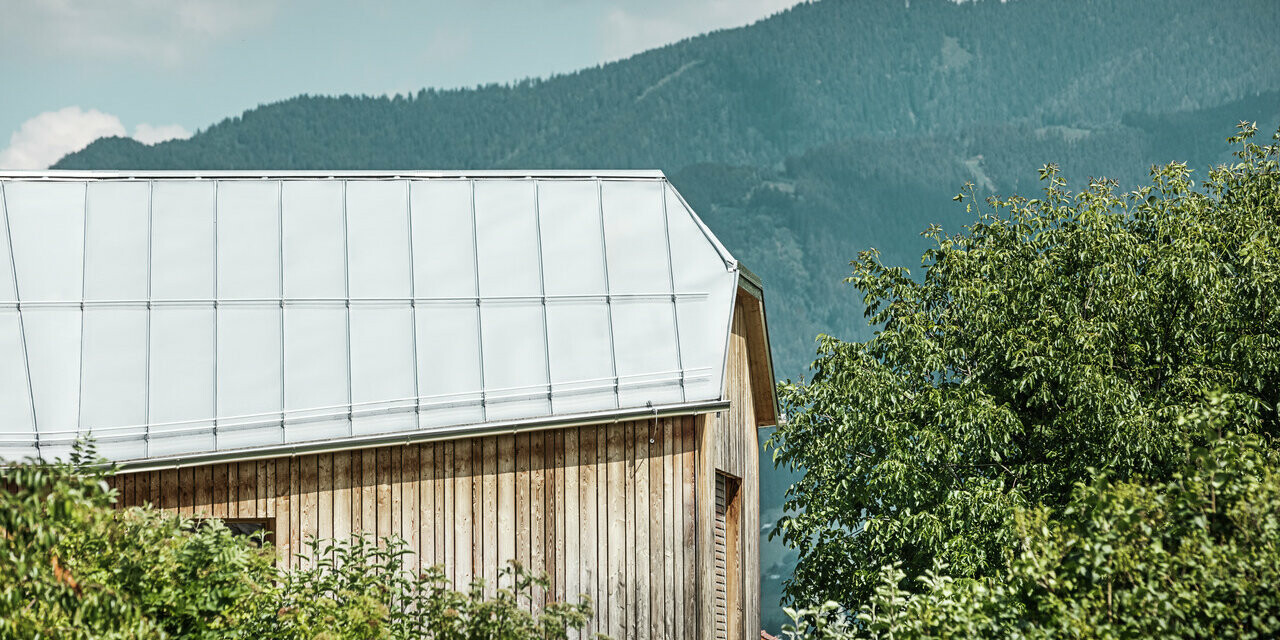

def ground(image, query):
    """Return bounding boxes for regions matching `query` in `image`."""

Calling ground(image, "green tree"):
[782,396,1280,639]
[768,124,1280,608]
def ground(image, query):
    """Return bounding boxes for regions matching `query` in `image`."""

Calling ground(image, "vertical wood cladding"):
[696,293,763,639]
[109,416,704,638]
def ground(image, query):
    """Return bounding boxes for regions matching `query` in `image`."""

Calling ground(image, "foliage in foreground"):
[239,536,592,640]
[782,399,1280,639]
[0,443,593,639]
[769,124,1280,607]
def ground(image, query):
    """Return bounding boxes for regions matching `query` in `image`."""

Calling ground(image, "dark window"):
[190,518,275,548]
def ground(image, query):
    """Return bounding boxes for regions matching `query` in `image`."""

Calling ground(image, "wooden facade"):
[108,289,772,639]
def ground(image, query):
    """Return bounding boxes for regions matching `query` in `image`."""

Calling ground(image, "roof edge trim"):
[737,263,765,300]
[662,177,736,269]
[105,399,729,472]
[0,170,668,180]
[733,271,779,428]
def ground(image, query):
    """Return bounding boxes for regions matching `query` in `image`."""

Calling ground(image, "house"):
[0,171,776,639]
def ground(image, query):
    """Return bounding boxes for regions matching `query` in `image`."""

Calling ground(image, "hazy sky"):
[0,0,803,169]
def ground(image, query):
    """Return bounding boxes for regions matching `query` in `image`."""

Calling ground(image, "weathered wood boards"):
[112,418,708,638]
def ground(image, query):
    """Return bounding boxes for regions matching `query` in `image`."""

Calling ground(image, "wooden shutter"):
[715,474,730,639]
[714,472,741,640]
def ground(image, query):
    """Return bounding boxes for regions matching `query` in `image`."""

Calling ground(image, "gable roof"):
[0,171,766,468]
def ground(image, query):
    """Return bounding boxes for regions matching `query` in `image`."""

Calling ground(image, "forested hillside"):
[57,0,1280,376]
[55,0,1280,629]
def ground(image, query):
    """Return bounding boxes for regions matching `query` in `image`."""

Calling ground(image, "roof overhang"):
[733,264,779,428]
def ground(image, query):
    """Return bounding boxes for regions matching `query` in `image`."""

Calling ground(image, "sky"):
[0,0,804,169]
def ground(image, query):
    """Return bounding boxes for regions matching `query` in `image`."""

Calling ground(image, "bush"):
[0,442,594,639]
[239,536,592,640]
[0,441,271,639]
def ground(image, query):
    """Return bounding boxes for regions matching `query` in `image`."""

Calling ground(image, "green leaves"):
[0,444,594,640]
[768,125,1280,614]
[0,444,280,639]
[245,537,594,640]
[784,426,1280,639]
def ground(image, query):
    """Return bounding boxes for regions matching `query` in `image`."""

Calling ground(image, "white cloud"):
[0,107,124,170]
[600,0,805,61]
[0,107,192,169]
[0,0,281,66]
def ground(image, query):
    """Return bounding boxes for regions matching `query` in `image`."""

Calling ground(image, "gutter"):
[111,399,730,473]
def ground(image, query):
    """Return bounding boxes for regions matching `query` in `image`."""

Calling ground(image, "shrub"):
[0,442,595,639]
[0,441,272,639]
[241,536,592,640]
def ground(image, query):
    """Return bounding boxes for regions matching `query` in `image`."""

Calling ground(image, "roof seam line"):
[533,180,554,410]
[469,180,488,421]
[212,180,220,450]
[143,181,153,455]
[277,180,286,444]
[405,179,422,426]
[660,182,688,403]
[342,180,354,434]
[595,178,620,409]
[0,182,40,458]
[75,181,88,444]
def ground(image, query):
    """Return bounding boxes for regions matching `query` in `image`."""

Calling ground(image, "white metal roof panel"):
[0,172,739,465]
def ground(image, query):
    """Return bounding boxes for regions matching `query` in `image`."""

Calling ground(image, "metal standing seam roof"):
[0,171,744,467]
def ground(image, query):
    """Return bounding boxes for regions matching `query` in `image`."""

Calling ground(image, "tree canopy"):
[783,413,1280,639]
[768,124,1280,618]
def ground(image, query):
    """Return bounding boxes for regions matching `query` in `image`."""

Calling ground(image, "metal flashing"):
[737,263,765,300]
[113,399,730,472]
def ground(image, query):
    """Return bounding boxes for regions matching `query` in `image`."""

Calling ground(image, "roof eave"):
[103,399,729,472]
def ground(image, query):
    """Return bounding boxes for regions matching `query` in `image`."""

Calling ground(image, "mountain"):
[55,0,1280,630]
[56,0,1280,376]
